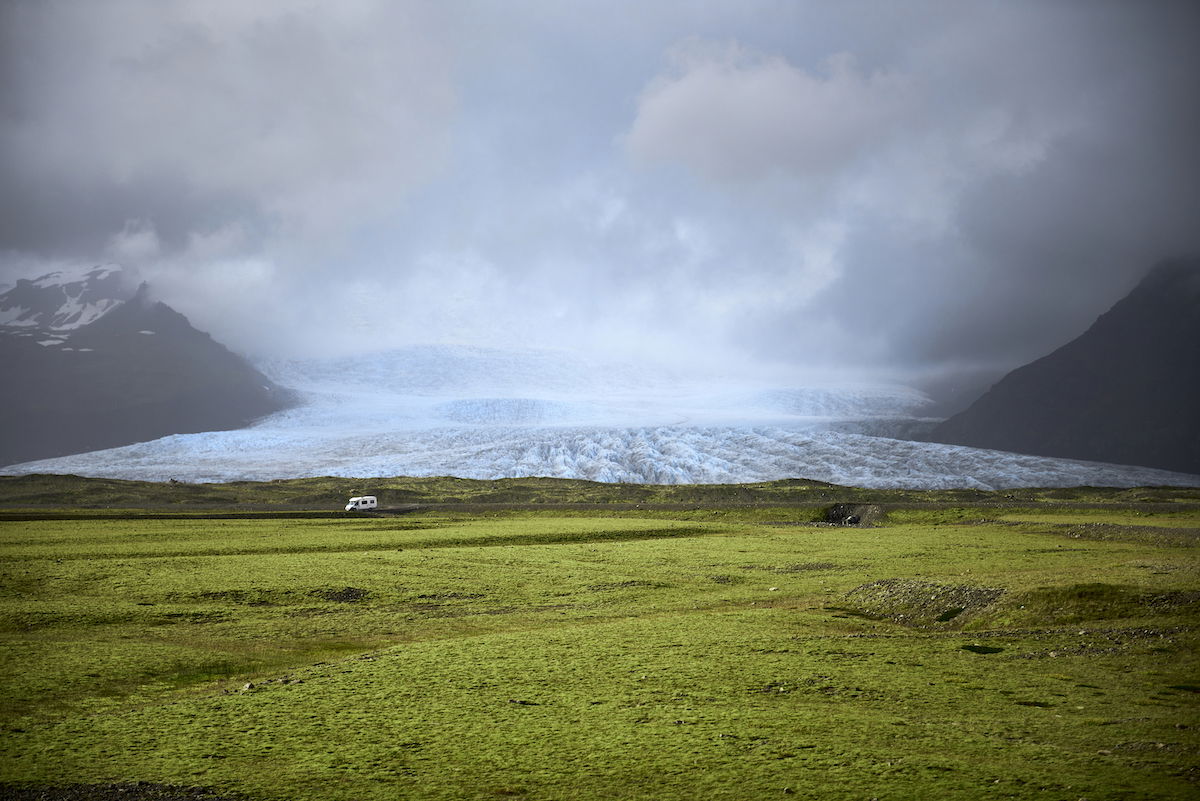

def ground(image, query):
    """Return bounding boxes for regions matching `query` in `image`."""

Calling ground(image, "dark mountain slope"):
[0,268,294,467]
[929,258,1200,474]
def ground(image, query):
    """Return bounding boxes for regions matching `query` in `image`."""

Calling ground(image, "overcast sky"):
[2,0,1198,381]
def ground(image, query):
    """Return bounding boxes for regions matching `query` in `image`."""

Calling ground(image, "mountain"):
[0,265,294,466]
[929,258,1200,474]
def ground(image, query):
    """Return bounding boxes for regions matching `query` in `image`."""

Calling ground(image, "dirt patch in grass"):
[154,610,232,625]
[307,586,370,603]
[0,783,246,801]
[192,590,287,606]
[838,578,1005,628]
[1010,625,1191,659]
[741,561,838,573]
[586,580,668,591]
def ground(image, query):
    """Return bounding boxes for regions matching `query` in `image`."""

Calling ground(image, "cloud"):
[0,0,465,357]
[105,219,161,266]
[617,4,1200,372]
[626,43,912,185]
[1,0,1198,381]
[1,0,457,252]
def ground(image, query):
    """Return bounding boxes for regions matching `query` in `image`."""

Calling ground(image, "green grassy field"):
[1,477,1198,800]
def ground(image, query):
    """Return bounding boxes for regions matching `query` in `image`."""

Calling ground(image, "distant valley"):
[2,261,1198,489]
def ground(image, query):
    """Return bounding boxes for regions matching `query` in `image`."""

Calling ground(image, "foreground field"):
[0,478,1198,800]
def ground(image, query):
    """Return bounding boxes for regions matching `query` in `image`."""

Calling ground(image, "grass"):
[0,479,1198,799]
[4,473,1199,512]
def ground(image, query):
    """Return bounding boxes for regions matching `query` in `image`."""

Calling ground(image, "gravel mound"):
[842,578,1005,627]
[823,504,885,526]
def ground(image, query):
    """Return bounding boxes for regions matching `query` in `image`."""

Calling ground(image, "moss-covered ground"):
[0,477,1197,799]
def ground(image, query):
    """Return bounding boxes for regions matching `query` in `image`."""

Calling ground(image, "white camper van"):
[345,495,378,512]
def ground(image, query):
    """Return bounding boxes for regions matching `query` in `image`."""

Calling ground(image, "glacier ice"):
[3,345,1197,490]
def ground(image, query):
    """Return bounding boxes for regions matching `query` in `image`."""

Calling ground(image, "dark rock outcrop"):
[929,258,1200,474]
[823,503,885,526]
[0,267,294,467]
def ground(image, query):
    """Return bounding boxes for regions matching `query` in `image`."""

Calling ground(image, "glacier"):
[4,345,1198,489]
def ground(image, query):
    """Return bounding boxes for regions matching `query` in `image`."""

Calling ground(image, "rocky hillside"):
[929,258,1200,474]
[0,266,294,467]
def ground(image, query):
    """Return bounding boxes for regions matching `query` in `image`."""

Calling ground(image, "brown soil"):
[0,783,245,801]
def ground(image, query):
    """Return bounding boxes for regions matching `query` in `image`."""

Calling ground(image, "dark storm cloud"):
[1,0,1198,377]
[0,159,265,258]
[621,1,1200,371]
[0,0,457,245]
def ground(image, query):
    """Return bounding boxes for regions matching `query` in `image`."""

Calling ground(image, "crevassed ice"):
[3,422,1196,489]
[4,346,1197,489]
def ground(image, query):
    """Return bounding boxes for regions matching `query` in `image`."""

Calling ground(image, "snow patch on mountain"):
[0,264,135,335]
[0,306,36,326]
[54,296,122,329]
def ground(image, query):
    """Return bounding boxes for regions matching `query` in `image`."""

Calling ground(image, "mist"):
[3,0,1199,388]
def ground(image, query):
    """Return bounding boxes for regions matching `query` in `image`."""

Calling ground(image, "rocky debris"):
[0,782,246,801]
[224,674,303,694]
[307,586,369,603]
[1146,589,1200,610]
[1057,523,1200,546]
[1011,626,1190,659]
[823,504,885,526]
[841,578,1005,628]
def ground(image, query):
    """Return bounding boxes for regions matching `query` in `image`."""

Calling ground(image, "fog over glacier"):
[2,3,1199,487]
[3,2,1199,377]
[6,345,1195,489]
